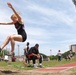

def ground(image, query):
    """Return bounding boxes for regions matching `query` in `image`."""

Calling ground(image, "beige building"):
[70,44,76,53]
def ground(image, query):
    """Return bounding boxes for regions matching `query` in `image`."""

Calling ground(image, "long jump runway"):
[34,62,76,73]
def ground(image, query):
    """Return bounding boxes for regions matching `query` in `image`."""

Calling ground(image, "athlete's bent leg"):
[0,34,23,53]
[1,36,11,49]
[10,35,23,52]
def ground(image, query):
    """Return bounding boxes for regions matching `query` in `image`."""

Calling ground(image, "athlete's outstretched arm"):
[7,3,23,23]
[0,22,14,25]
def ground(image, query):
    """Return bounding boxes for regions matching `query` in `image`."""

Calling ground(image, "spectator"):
[69,50,73,58]
[57,50,62,61]
[24,42,30,64]
[27,44,43,68]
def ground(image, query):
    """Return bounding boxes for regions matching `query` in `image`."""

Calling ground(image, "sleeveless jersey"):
[14,21,27,42]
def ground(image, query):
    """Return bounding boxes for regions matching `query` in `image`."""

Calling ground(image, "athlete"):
[24,42,30,64]
[0,3,27,54]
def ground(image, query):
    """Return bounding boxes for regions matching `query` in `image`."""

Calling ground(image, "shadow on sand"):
[0,70,18,74]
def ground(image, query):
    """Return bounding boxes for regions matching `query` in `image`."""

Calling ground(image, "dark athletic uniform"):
[14,21,27,42]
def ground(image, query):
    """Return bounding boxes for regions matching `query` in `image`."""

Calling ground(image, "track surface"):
[0,62,76,75]
[35,62,76,73]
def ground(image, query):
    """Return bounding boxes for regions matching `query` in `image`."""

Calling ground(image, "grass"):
[71,67,76,72]
[0,56,76,71]
[43,57,76,67]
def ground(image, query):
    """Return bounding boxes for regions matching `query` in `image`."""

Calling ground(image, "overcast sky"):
[0,0,76,56]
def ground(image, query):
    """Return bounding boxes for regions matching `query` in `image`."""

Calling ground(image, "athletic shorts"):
[18,29,27,42]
